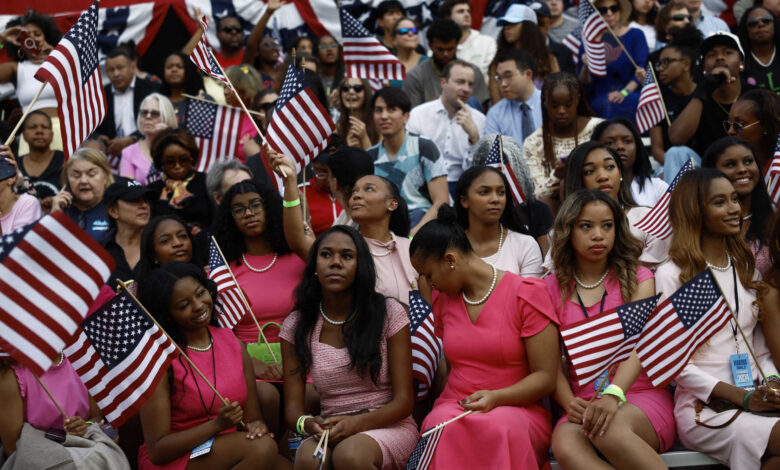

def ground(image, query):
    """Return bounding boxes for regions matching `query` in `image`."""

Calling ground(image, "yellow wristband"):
[283,198,301,208]
[620,89,630,97]
[602,384,626,405]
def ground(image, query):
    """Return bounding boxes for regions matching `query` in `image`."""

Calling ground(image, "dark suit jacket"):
[96,77,161,139]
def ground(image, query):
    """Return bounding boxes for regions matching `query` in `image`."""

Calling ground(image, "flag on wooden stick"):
[764,133,780,205]
[184,98,243,173]
[634,159,693,239]
[409,290,442,401]
[484,135,526,205]
[189,16,233,90]
[208,238,251,329]
[340,9,405,80]
[635,65,665,134]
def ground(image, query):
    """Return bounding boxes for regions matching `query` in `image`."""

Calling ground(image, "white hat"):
[497,4,538,25]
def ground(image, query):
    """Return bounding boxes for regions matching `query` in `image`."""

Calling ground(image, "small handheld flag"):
[340,9,405,80]
[634,159,693,239]
[409,290,442,401]
[484,135,526,205]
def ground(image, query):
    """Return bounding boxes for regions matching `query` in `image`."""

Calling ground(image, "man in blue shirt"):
[484,49,543,145]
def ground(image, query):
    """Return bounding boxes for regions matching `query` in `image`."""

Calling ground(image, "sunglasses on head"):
[341,83,364,93]
[597,5,620,14]
[670,14,692,21]
[396,27,419,35]
[747,15,774,28]
[221,26,242,34]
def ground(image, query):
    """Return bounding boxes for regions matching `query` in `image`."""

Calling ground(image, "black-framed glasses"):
[747,15,774,28]
[396,27,419,35]
[723,120,760,134]
[656,57,684,69]
[139,109,161,118]
[597,5,620,14]
[670,14,692,21]
[341,84,364,93]
[221,26,242,34]
[231,199,264,219]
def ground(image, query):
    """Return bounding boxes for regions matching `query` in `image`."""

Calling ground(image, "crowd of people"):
[0,0,780,468]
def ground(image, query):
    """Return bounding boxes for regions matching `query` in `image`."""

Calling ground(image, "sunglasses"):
[597,5,620,14]
[747,15,774,28]
[670,14,692,21]
[162,156,193,167]
[259,100,277,112]
[396,27,419,35]
[221,26,242,34]
[319,43,339,50]
[723,120,760,134]
[139,109,161,118]
[341,84,364,93]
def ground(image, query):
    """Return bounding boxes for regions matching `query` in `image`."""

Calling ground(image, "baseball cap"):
[498,4,538,25]
[700,31,745,58]
[0,159,15,182]
[104,176,153,207]
[529,2,552,19]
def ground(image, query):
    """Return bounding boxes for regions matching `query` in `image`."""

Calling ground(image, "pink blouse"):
[1,194,41,233]
[366,234,418,307]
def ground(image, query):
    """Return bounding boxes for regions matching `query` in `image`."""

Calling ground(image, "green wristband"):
[602,384,626,405]
[620,89,629,97]
[282,198,301,208]
[743,390,754,411]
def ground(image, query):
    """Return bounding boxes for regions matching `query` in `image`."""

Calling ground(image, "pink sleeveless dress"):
[138,326,248,470]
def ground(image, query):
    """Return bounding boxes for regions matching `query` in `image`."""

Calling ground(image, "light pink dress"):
[482,230,544,277]
[366,233,418,307]
[1,194,41,233]
[280,299,418,469]
[421,274,557,469]
[545,267,677,452]
[655,261,779,468]
[119,142,154,184]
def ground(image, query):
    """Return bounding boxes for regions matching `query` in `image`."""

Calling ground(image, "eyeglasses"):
[162,156,193,167]
[656,57,684,68]
[597,5,620,14]
[221,26,242,34]
[231,199,264,219]
[318,43,339,50]
[722,120,760,134]
[493,72,517,83]
[747,15,774,28]
[670,14,692,21]
[139,109,161,118]
[396,27,419,35]
[341,83,364,93]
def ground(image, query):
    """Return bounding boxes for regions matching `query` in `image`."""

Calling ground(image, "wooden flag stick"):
[210,236,279,363]
[647,63,672,126]
[585,0,640,70]
[421,410,473,437]
[588,363,617,404]
[117,280,245,425]
[298,50,309,225]
[498,134,504,172]
[182,93,263,117]
[313,427,329,457]
[4,82,47,146]
[33,371,68,420]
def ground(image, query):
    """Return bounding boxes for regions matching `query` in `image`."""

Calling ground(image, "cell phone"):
[44,427,66,443]
[17,30,42,57]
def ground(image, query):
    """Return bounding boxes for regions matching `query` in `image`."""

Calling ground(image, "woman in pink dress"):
[658,169,780,468]
[409,205,560,469]
[137,262,278,470]
[546,189,676,469]
[281,226,417,469]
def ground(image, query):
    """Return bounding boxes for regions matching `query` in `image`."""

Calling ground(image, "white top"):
[631,176,668,207]
[112,77,137,137]
[16,61,57,111]
[482,230,544,278]
[629,21,658,51]
[406,98,486,182]
[456,29,498,79]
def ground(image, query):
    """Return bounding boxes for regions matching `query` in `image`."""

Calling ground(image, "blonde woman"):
[119,93,178,184]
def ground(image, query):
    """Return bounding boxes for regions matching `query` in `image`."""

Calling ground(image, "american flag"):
[340,9,405,80]
[184,98,243,173]
[208,238,250,329]
[65,291,179,427]
[189,16,233,89]
[145,163,162,186]
[0,212,114,376]
[34,0,106,158]
[764,134,780,205]
[409,290,442,401]
[405,426,443,470]
[266,63,336,170]
[635,65,665,134]
[562,0,608,76]
[561,294,659,386]
[636,269,732,387]
[484,135,526,205]
[634,159,694,239]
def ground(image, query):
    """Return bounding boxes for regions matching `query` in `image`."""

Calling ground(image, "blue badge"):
[595,369,610,395]
[190,437,214,459]
[730,353,754,389]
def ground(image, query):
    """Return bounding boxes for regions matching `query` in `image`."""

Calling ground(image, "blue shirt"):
[484,88,543,145]
[695,14,729,37]
[65,201,110,245]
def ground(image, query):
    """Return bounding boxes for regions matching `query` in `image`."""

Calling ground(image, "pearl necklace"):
[706,253,732,272]
[369,246,394,257]
[483,224,505,265]
[187,337,213,352]
[462,263,498,305]
[319,303,352,325]
[242,253,278,273]
[573,270,609,289]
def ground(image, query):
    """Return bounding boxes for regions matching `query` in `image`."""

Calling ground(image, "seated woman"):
[726,89,780,171]
[701,137,775,281]
[453,166,544,277]
[0,354,129,468]
[281,226,417,469]
[591,118,669,206]
[409,205,559,469]
[120,93,178,185]
[546,189,675,469]
[16,111,64,203]
[160,52,211,127]
[562,141,670,267]
[147,129,214,234]
[334,78,378,150]
[137,262,278,469]
[738,6,780,93]
[136,215,199,288]
[0,145,42,233]
[657,168,780,469]
[390,17,428,88]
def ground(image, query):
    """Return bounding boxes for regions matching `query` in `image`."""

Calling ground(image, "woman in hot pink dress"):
[546,190,675,470]
[410,205,560,469]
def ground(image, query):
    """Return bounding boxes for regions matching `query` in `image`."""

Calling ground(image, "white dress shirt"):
[112,77,137,137]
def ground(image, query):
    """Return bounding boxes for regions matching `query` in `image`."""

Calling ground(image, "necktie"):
[520,103,534,142]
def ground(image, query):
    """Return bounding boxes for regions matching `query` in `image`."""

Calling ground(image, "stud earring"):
[739,65,744,71]
[449,264,455,270]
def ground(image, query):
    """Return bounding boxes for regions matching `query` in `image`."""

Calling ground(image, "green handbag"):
[247,322,282,364]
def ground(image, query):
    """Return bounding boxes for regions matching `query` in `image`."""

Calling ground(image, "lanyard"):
[729,264,740,354]
[189,333,218,420]
[576,289,607,319]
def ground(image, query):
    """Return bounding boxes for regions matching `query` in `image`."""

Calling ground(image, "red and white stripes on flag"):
[184,98,243,173]
[405,426,443,470]
[34,0,106,158]
[208,238,250,329]
[765,134,780,205]
[340,9,405,80]
[65,292,178,427]
[409,290,442,401]
[189,15,233,89]
[635,65,665,134]
[0,212,114,376]
[266,63,336,170]
[562,0,608,76]
[634,159,693,239]
[484,135,526,205]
